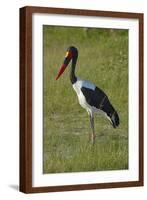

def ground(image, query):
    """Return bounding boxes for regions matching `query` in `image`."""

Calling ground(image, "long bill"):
[55,64,67,80]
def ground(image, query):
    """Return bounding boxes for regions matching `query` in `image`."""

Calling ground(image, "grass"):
[43,26,128,173]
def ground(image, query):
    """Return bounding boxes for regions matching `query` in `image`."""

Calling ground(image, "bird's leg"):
[89,114,96,144]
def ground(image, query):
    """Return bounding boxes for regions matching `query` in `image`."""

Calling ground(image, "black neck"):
[70,55,77,84]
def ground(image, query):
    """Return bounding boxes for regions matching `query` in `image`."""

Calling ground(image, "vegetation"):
[43,26,128,173]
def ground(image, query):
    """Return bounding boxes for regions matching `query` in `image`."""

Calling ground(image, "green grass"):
[43,26,128,173]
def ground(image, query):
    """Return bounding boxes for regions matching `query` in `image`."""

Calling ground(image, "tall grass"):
[43,26,128,173]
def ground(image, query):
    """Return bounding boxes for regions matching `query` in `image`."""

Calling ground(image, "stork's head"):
[56,46,78,80]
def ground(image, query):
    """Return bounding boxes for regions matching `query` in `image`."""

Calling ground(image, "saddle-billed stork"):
[56,46,119,144]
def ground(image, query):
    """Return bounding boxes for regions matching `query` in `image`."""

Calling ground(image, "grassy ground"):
[43,26,128,173]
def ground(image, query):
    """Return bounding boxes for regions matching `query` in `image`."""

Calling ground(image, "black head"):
[67,46,78,57]
[56,46,78,80]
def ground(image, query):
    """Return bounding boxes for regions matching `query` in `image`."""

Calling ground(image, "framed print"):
[19,6,144,193]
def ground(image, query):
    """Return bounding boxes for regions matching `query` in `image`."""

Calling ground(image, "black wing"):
[81,86,108,109]
[81,86,119,127]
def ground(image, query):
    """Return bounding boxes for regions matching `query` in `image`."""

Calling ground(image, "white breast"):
[72,78,96,114]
